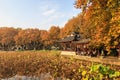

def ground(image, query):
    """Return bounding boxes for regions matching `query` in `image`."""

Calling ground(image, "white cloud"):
[37,0,60,17]
[37,0,67,26]
[42,9,55,16]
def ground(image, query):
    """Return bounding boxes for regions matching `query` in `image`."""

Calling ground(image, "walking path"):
[61,51,120,66]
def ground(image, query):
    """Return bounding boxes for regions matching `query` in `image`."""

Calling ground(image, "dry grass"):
[0,50,120,80]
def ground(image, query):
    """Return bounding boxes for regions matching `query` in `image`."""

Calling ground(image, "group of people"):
[75,48,108,57]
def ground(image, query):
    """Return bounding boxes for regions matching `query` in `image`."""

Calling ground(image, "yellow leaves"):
[74,0,120,53]
[75,0,88,9]
[15,29,41,45]
[82,77,88,80]
[48,26,60,40]
[0,27,18,45]
[81,70,89,80]
[82,71,87,76]
[114,41,118,46]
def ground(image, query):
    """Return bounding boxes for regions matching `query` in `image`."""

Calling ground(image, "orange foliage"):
[0,27,18,46]
[74,0,120,53]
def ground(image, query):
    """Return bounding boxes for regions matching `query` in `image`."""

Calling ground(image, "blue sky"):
[0,0,81,30]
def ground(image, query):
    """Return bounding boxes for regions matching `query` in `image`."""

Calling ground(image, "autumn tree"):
[14,28,41,50]
[75,0,120,56]
[0,27,18,50]
[104,6,120,55]
[59,28,65,39]
[60,15,81,38]
[40,30,49,49]
[48,26,60,49]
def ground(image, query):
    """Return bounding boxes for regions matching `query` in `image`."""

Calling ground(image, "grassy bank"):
[0,50,120,80]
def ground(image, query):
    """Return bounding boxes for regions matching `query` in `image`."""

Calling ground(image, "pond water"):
[1,73,64,80]
[2,75,40,80]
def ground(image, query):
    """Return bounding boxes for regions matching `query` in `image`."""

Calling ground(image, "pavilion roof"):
[72,39,90,44]
[57,34,90,44]
[57,35,80,43]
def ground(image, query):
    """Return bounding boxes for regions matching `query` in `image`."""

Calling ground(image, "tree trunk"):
[116,43,120,59]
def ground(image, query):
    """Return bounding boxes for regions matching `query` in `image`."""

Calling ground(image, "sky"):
[0,0,81,30]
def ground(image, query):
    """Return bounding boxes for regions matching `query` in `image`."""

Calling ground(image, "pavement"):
[61,51,120,66]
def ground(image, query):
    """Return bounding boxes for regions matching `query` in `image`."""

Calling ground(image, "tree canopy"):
[74,0,120,53]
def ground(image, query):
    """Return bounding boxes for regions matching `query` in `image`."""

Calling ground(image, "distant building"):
[57,34,90,55]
